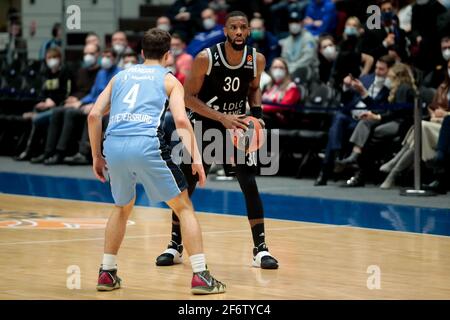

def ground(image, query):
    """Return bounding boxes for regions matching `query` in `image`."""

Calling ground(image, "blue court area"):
[1,172,449,237]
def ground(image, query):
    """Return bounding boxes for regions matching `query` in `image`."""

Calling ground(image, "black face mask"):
[227,35,246,51]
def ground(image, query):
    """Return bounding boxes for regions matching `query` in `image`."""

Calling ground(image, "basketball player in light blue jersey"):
[88,28,225,295]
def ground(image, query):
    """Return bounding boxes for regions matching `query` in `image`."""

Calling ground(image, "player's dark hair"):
[225,11,248,25]
[142,28,171,60]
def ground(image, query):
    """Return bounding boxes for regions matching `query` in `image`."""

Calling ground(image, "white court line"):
[0,224,345,246]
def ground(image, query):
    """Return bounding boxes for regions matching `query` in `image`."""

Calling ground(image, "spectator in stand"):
[410,0,447,73]
[303,0,337,37]
[336,63,417,187]
[279,10,319,74]
[2,19,27,65]
[361,0,409,65]
[16,47,72,162]
[318,34,337,84]
[39,23,62,60]
[42,48,121,165]
[186,8,226,58]
[85,32,100,47]
[169,33,193,84]
[111,31,134,68]
[267,0,310,37]
[247,17,280,69]
[379,58,450,189]
[262,58,301,127]
[330,17,374,89]
[315,55,395,186]
[156,16,172,33]
[123,51,139,69]
[397,0,414,33]
[16,43,101,162]
[423,35,450,88]
[167,0,209,40]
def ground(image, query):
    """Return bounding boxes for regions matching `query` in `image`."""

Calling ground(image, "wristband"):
[250,106,262,119]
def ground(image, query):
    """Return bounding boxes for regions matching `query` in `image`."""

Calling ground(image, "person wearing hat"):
[279,10,319,75]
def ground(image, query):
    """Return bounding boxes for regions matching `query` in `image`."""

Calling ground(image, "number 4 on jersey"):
[123,83,140,111]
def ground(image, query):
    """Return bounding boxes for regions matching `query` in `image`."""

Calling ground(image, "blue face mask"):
[381,11,394,23]
[344,26,358,37]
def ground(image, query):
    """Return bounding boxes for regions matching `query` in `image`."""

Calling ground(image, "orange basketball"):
[229,116,265,153]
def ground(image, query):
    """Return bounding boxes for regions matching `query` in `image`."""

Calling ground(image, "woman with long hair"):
[379,59,450,189]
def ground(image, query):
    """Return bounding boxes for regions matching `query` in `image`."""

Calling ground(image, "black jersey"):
[194,42,257,129]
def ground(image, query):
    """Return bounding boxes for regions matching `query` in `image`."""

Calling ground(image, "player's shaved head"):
[225,11,248,25]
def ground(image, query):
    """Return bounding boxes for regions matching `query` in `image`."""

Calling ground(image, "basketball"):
[229,116,265,153]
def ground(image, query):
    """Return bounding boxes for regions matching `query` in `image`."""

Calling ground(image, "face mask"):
[374,75,386,85]
[46,58,60,69]
[271,68,286,82]
[101,57,113,69]
[226,35,246,51]
[251,30,265,41]
[384,77,393,89]
[123,62,134,69]
[203,18,216,30]
[113,43,125,54]
[171,48,183,57]
[416,0,429,5]
[322,46,337,61]
[448,68,450,78]
[442,48,450,61]
[381,11,394,22]
[157,24,170,32]
[344,26,359,37]
[167,66,176,74]
[83,54,96,68]
[289,23,302,35]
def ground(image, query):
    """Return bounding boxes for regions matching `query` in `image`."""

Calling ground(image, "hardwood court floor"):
[0,193,449,300]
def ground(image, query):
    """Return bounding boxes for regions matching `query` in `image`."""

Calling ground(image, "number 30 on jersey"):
[223,77,240,92]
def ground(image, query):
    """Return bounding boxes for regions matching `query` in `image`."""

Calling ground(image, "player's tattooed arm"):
[184,50,248,130]
[87,77,114,183]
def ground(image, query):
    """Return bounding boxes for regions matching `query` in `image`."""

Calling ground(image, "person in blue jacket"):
[303,0,337,37]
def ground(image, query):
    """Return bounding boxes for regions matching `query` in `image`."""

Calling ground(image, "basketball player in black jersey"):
[156,11,279,269]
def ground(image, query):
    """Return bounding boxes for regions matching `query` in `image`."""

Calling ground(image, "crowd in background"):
[0,0,450,194]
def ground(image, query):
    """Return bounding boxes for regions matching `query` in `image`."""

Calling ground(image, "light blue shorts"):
[103,135,187,206]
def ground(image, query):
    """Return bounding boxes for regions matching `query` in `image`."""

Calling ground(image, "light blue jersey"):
[106,64,169,137]
[103,63,187,205]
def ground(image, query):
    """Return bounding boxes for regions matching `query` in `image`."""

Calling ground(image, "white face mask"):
[416,0,429,5]
[124,62,134,69]
[113,43,125,54]
[322,46,337,61]
[384,77,393,89]
[83,54,96,68]
[442,48,450,61]
[203,18,216,30]
[101,57,113,69]
[271,68,286,82]
[46,58,60,69]
[157,24,170,32]
[171,48,183,57]
[374,75,386,85]
[289,23,302,35]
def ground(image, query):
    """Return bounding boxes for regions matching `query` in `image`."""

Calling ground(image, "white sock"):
[189,253,206,273]
[102,253,117,270]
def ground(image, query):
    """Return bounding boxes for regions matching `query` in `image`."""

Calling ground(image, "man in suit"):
[361,0,409,65]
[315,55,396,186]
